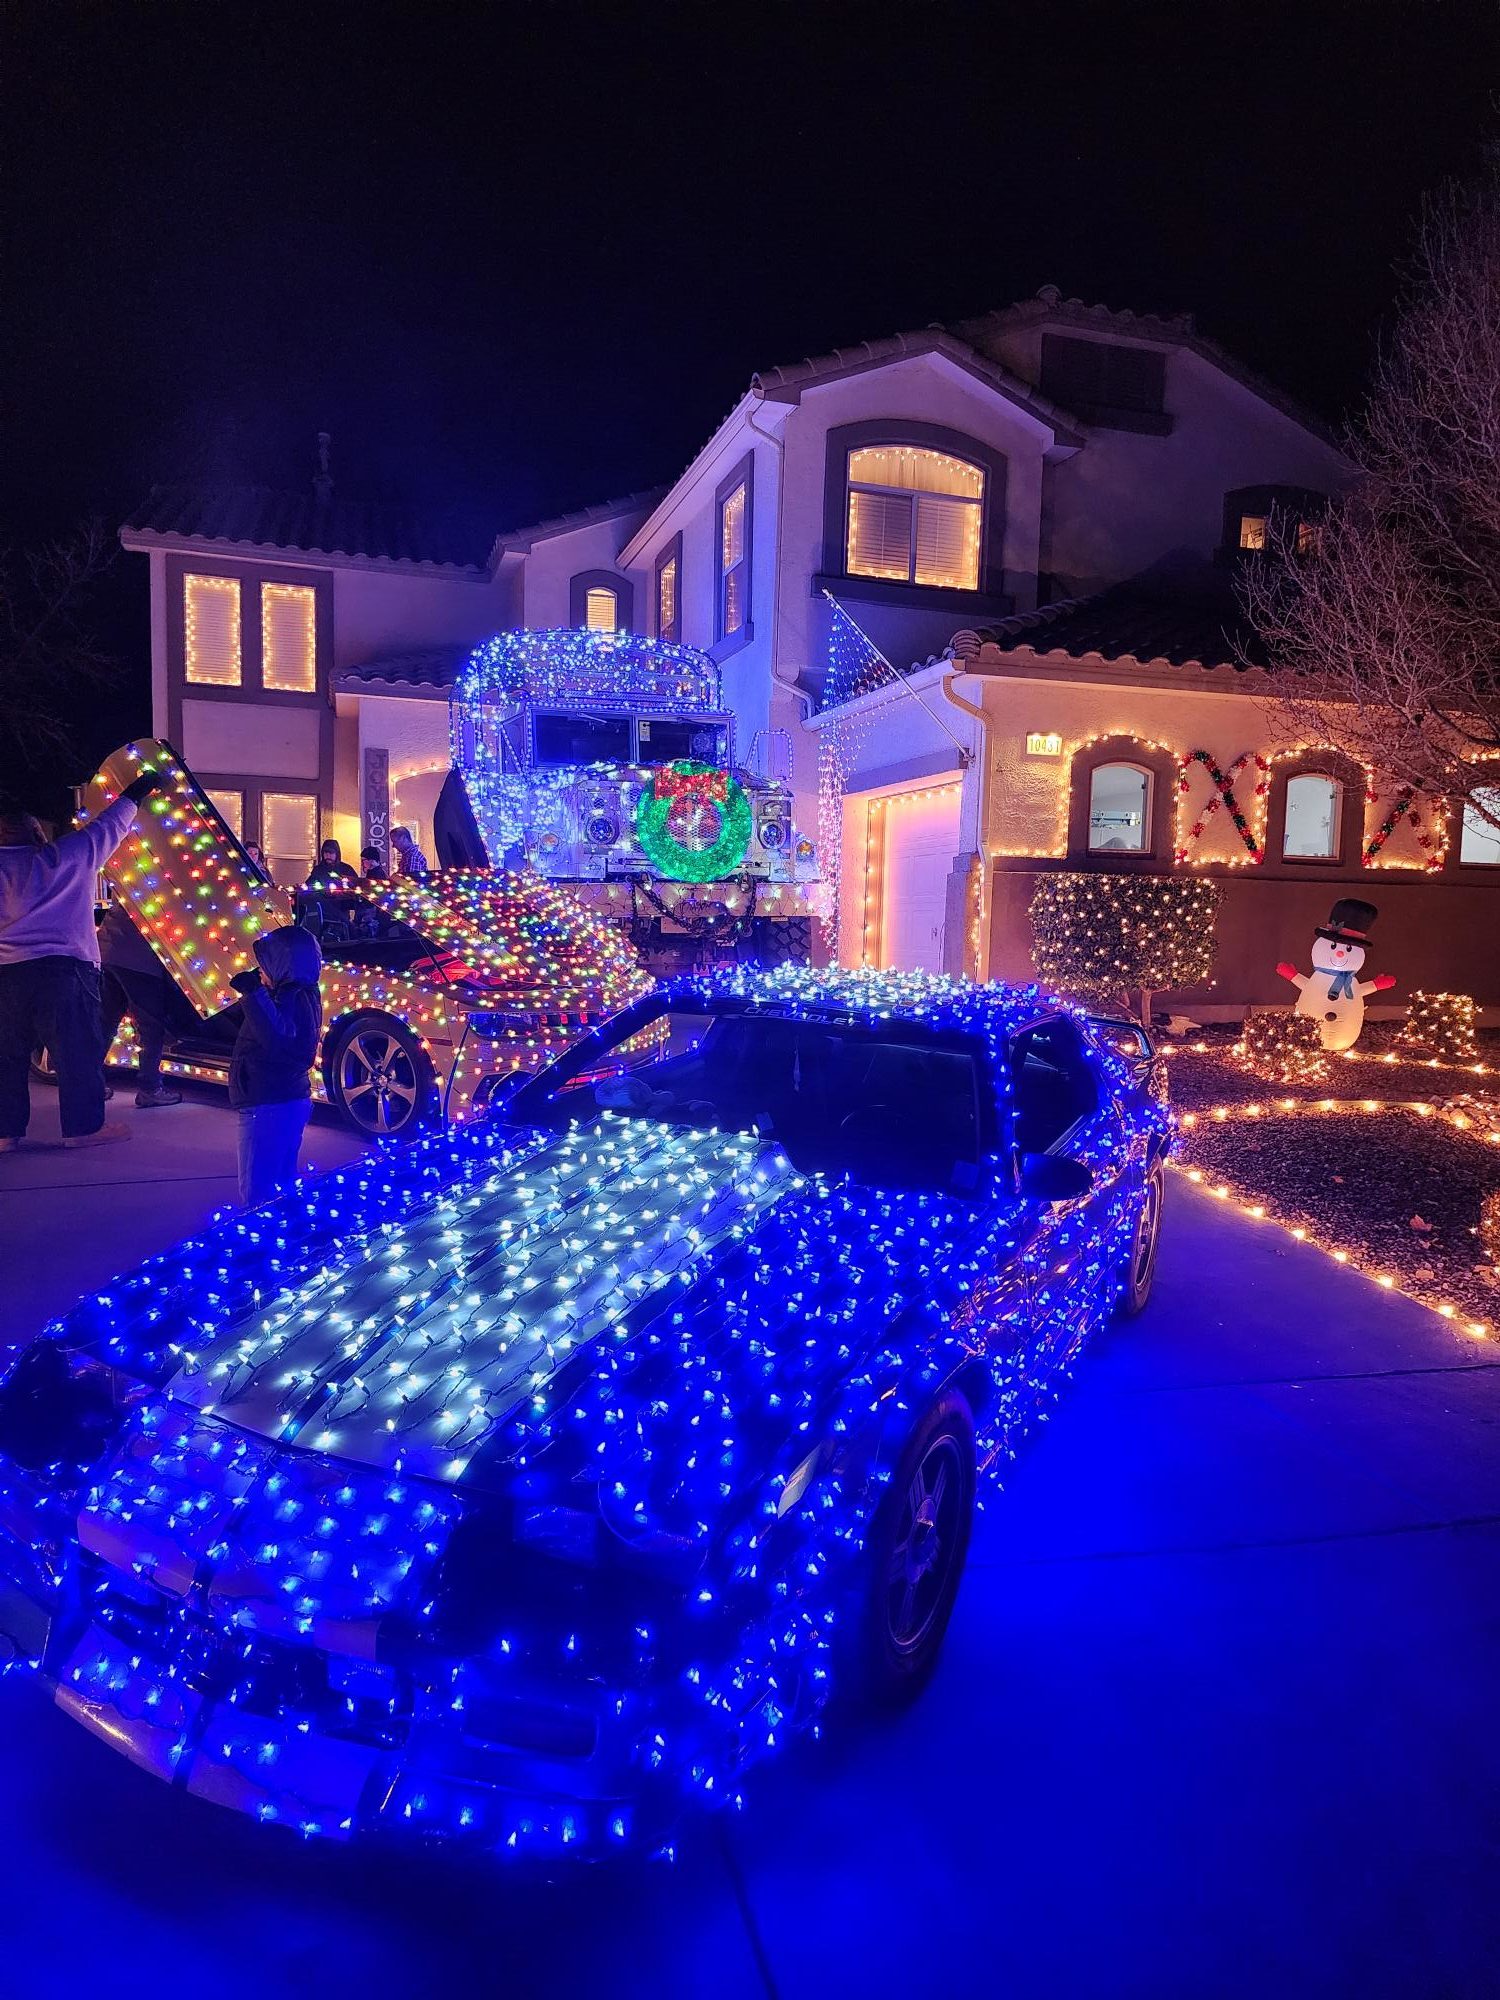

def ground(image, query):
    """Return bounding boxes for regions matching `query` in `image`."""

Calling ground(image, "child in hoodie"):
[228,923,323,1206]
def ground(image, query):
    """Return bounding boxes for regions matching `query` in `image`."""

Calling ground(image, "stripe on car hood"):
[162,1114,796,1481]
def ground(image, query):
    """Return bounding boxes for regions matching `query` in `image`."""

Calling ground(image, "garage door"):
[879,784,961,973]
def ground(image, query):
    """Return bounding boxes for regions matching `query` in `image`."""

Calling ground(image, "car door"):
[1008,1015,1130,1365]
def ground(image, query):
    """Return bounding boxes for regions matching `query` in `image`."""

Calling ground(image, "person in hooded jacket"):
[228,924,323,1206]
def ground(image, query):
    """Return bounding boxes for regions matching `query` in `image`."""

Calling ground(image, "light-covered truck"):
[442,629,820,973]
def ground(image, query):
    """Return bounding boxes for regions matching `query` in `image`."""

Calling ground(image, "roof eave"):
[118,524,491,582]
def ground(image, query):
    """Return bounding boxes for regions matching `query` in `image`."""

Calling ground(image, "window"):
[261,582,317,692]
[584,586,619,632]
[261,793,318,885]
[184,574,242,686]
[205,788,244,840]
[1008,1019,1099,1155]
[1460,790,1500,865]
[1039,335,1166,427]
[845,446,983,591]
[638,717,729,765]
[1088,763,1151,853]
[1282,773,1341,860]
[533,711,632,767]
[1296,520,1322,557]
[719,480,748,637]
[655,544,680,642]
[1239,514,1268,552]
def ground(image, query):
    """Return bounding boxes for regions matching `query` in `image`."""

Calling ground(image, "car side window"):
[1008,1019,1099,1155]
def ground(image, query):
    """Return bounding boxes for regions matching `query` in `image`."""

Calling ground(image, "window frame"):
[844,445,985,593]
[258,788,322,887]
[819,419,1010,611]
[1280,771,1344,863]
[1457,788,1500,868]
[653,532,683,643]
[1066,738,1178,867]
[1085,760,1155,857]
[1261,751,1364,878]
[568,569,633,634]
[715,454,754,650]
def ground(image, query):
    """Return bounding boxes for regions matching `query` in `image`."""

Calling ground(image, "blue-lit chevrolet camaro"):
[0,967,1168,1858]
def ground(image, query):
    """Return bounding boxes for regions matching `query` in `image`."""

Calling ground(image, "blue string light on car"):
[0,964,1168,1857]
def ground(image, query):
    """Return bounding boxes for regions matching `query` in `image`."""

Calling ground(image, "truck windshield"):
[533,712,632,767]
[637,717,729,766]
[527,1007,987,1191]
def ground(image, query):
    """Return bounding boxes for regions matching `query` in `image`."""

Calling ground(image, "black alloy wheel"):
[1116,1160,1165,1318]
[328,1017,437,1137]
[853,1389,976,1705]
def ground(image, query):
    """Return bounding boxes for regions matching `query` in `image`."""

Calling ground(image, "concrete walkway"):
[1,1091,1497,1996]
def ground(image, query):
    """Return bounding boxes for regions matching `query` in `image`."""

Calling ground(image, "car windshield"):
[526,1005,988,1191]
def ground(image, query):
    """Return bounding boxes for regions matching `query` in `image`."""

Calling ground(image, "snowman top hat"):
[1316,897,1378,945]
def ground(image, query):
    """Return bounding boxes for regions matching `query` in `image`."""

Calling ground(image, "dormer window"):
[1225,485,1326,560]
[845,445,983,591]
[584,586,618,632]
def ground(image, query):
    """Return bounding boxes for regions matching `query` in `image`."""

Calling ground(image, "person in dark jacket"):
[98,900,182,1108]
[359,845,386,880]
[305,839,358,891]
[228,924,323,1206]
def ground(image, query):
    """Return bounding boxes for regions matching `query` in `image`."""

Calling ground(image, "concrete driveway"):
[1,1088,1497,1997]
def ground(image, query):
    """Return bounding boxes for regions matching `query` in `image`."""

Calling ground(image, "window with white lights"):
[1282,773,1341,859]
[655,547,679,642]
[261,792,318,885]
[1087,763,1151,853]
[846,446,983,591]
[1459,789,1500,865]
[261,582,317,692]
[184,573,242,686]
[205,788,244,840]
[719,478,748,638]
[584,586,619,633]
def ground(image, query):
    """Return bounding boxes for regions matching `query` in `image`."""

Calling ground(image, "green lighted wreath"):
[635,760,753,882]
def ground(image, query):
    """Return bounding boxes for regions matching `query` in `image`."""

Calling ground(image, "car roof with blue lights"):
[657,963,1065,1035]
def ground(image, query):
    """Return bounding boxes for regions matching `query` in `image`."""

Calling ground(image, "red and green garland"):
[1176,749,1267,863]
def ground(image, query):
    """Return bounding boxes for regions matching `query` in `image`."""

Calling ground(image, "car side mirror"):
[1018,1152,1093,1203]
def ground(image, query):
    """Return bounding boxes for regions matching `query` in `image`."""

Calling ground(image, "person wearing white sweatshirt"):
[0,770,160,1149]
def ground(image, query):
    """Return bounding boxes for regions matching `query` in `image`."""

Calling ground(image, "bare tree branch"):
[0,519,121,761]
[1243,158,1500,835]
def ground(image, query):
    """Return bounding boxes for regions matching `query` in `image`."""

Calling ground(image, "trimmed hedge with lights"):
[1028,872,1222,1016]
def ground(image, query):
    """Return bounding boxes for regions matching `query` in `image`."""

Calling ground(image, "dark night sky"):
[4,0,1500,770]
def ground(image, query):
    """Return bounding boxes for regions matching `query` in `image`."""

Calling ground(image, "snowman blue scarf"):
[1325,969,1357,1000]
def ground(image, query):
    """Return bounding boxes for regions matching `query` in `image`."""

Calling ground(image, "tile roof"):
[120,484,497,572]
[331,648,468,694]
[951,579,1267,675]
[491,488,666,552]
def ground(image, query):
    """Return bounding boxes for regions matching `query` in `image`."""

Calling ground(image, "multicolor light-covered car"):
[0,965,1169,1859]
[84,740,653,1132]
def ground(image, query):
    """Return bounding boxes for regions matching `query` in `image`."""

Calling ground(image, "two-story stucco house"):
[120,288,1500,1012]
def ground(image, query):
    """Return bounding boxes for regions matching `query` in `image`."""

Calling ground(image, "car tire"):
[1116,1160,1165,1318]
[326,1015,439,1137]
[848,1389,976,1707]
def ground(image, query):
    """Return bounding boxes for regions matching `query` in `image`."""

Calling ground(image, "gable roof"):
[752,328,1087,448]
[120,484,496,574]
[951,577,1267,676]
[952,288,1343,449]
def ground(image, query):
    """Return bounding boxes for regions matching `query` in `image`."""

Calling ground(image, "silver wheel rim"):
[885,1434,964,1654]
[1133,1173,1163,1291]
[337,1028,420,1133]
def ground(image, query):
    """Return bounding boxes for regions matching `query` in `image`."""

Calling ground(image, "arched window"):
[583,586,618,632]
[846,445,984,591]
[1088,762,1151,853]
[1282,772,1341,860]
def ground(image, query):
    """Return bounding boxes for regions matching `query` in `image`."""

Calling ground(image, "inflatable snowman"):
[1275,897,1396,1051]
